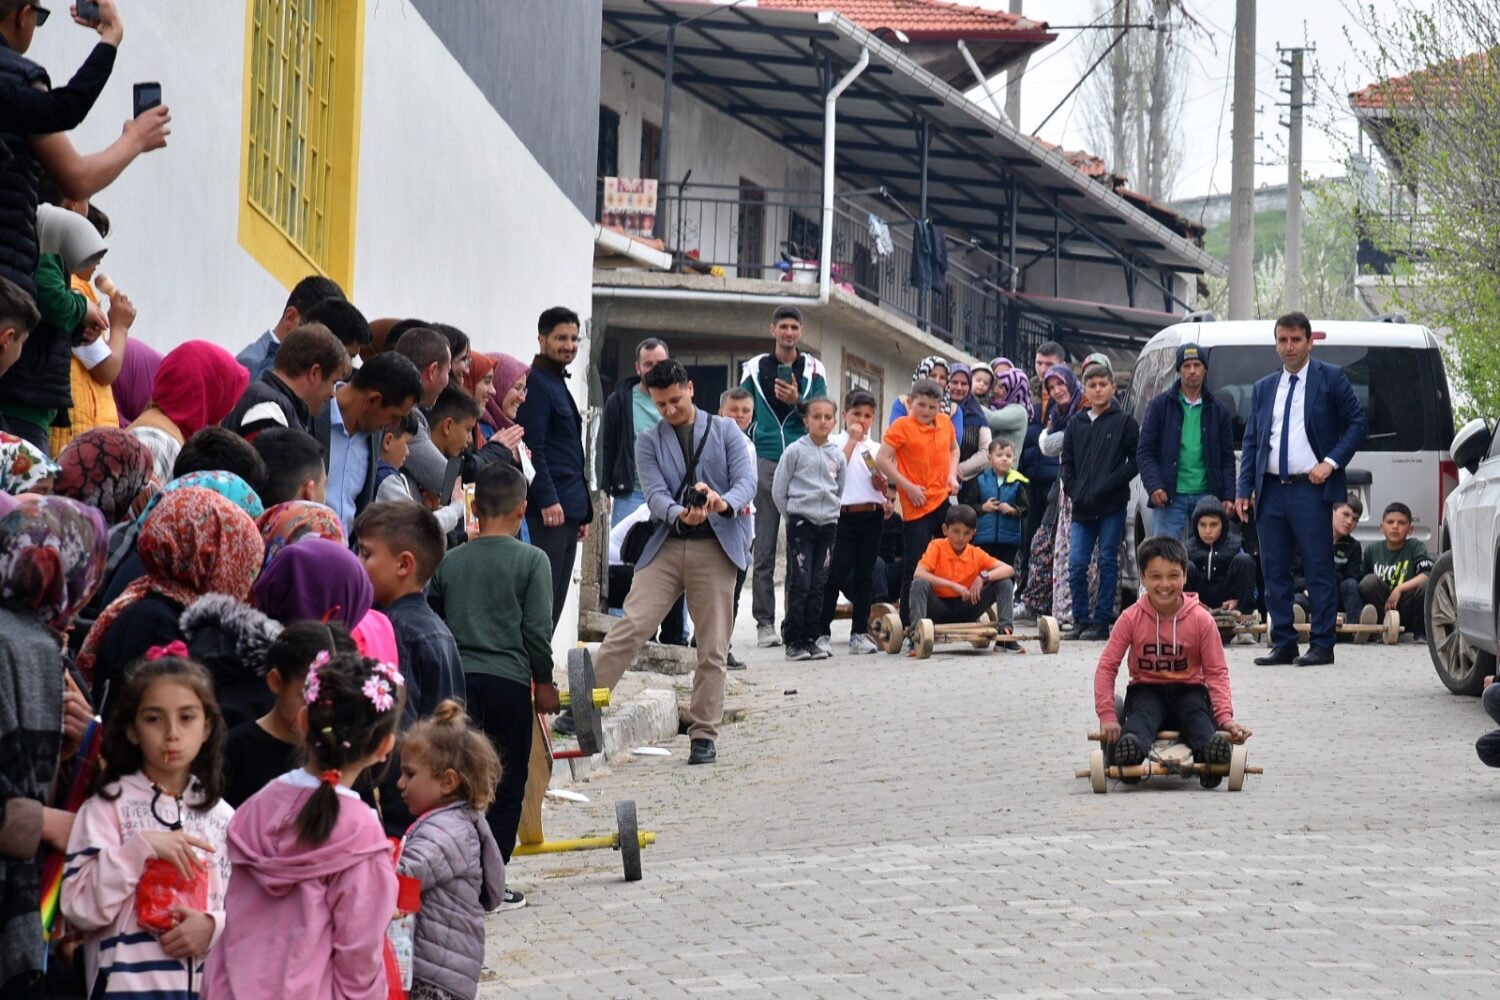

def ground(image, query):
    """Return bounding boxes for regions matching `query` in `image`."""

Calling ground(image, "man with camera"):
[588,360,756,765]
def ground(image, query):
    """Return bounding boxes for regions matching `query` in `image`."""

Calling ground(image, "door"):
[737,180,765,279]
[683,363,729,413]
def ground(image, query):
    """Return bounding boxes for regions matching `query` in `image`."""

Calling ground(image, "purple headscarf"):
[112,338,163,425]
[1043,364,1083,432]
[947,362,986,429]
[252,537,373,630]
[995,367,1035,422]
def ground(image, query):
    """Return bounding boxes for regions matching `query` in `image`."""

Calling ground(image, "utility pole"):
[1278,43,1315,311]
[1227,0,1257,319]
[1005,0,1027,126]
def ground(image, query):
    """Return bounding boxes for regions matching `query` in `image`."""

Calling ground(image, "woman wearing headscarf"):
[460,353,535,484]
[462,351,499,447]
[52,426,157,525]
[256,500,346,569]
[0,496,108,996]
[1022,364,1085,619]
[77,487,263,714]
[126,340,249,482]
[252,537,374,631]
[887,355,956,440]
[947,363,993,484]
[0,431,60,495]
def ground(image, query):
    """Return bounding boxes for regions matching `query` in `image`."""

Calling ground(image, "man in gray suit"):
[590,360,756,765]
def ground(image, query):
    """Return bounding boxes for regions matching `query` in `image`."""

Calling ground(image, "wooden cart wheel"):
[1384,609,1401,645]
[1226,745,1248,792]
[1260,614,1273,646]
[1354,624,1371,644]
[1039,615,1061,654]
[1089,748,1107,794]
[914,619,935,659]
[869,602,897,625]
[970,634,993,649]
[877,612,904,654]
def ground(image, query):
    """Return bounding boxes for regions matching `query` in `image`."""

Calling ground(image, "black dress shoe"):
[688,738,717,765]
[1294,646,1335,667]
[1254,646,1298,666]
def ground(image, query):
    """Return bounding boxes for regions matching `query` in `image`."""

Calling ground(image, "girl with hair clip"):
[204,652,404,1000]
[395,699,506,1000]
[61,652,234,999]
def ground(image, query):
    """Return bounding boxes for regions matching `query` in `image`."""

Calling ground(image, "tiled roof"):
[755,0,1051,40]
[1029,137,1204,239]
[1350,52,1487,110]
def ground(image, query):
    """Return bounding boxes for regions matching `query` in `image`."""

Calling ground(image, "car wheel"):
[1425,551,1493,696]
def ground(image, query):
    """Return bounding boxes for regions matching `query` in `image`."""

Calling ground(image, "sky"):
[964,1,1417,204]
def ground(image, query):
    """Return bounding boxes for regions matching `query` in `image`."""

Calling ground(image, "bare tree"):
[1077,0,1187,200]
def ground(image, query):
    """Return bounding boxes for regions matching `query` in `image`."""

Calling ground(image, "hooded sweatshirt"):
[1093,591,1234,726]
[61,772,233,999]
[202,770,398,1000]
[1184,494,1242,579]
[771,433,846,525]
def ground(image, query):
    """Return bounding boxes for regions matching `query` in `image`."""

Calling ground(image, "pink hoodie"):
[201,770,397,1000]
[1093,592,1234,726]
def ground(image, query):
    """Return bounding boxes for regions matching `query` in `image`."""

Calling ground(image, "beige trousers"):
[593,536,736,741]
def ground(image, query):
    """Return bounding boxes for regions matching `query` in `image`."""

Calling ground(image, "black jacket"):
[222,370,313,438]
[178,594,280,731]
[1184,495,1242,579]
[1136,380,1237,503]
[516,355,593,524]
[1059,401,1139,520]
[600,375,644,497]
[0,37,47,296]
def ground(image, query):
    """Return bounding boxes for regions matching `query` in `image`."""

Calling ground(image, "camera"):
[679,485,709,509]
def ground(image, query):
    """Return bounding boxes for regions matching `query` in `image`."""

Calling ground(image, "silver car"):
[1428,419,1500,695]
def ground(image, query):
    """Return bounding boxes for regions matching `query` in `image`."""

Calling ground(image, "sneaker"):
[688,738,717,765]
[757,624,782,648]
[497,888,527,912]
[551,710,576,736]
[849,632,880,655]
[1199,732,1232,789]
[786,644,813,661]
[1111,733,1145,767]
[813,635,833,659]
[994,639,1024,653]
[726,649,747,671]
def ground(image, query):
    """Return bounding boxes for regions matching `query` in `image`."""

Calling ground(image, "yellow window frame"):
[238,0,365,293]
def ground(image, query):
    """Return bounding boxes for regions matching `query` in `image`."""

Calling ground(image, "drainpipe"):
[819,47,869,305]
[957,40,1012,128]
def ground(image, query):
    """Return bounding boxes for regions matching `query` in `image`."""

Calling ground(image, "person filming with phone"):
[588,360,756,767]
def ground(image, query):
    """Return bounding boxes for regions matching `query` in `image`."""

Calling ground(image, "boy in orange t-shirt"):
[910,505,1019,651]
[877,378,959,624]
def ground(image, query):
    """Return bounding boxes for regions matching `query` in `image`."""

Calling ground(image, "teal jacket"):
[739,352,829,461]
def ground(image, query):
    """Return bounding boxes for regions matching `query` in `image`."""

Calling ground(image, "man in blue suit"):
[589,360,757,764]
[1236,311,1368,666]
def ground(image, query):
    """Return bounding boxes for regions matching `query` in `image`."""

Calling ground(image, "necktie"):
[1279,374,1298,479]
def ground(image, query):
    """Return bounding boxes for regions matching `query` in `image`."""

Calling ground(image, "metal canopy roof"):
[602,0,1225,282]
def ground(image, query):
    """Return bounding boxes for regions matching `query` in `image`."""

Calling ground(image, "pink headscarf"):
[489,353,530,431]
[151,340,249,438]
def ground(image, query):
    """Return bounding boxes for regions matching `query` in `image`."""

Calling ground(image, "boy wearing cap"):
[1060,364,1140,640]
[1136,343,1237,542]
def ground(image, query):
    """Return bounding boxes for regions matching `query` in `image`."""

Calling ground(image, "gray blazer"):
[636,408,757,570]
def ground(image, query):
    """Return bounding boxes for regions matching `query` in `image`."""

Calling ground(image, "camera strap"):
[676,419,712,498]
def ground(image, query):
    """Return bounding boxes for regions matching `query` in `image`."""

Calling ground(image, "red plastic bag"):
[135,859,207,933]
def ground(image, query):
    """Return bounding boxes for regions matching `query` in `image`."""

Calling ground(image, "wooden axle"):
[1074,762,1265,779]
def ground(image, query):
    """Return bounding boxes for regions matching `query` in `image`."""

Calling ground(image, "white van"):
[1121,318,1457,591]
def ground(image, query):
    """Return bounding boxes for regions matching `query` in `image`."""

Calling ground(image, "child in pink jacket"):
[1094,536,1252,787]
[62,654,234,998]
[203,651,404,1000]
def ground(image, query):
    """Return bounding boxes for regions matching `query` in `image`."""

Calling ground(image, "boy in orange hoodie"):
[1094,536,1252,787]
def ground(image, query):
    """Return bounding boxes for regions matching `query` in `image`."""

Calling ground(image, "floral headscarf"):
[78,487,262,683]
[1044,363,1084,432]
[911,355,951,413]
[53,427,158,525]
[0,496,108,630]
[0,431,61,494]
[995,367,1035,422]
[253,537,373,630]
[257,501,346,569]
[135,470,264,527]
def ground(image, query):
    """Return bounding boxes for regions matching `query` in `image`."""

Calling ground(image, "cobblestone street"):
[481,622,1500,998]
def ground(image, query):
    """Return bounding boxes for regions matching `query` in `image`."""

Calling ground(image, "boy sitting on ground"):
[1095,536,1251,787]
[1292,496,1364,630]
[908,505,1019,653]
[1184,495,1256,613]
[1359,501,1432,638]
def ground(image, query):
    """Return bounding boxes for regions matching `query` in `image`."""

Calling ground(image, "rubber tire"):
[1425,551,1493,696]
[568,648,603,756]
[915,619,935,659]
[1226,745,1248,792]
[1089,749,1107,794]
[1039,616,1061,654]
[616,800,642,882]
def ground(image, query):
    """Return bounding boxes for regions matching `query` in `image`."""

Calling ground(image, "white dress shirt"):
[831,430,885,505]
[1268,362,1320,476]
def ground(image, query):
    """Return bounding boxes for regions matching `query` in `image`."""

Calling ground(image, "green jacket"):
[739,351,829,461]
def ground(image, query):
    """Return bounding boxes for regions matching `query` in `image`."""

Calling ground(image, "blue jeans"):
[611,489,646,527]
[1069,509,1126,627]
[1152,491,1210,541]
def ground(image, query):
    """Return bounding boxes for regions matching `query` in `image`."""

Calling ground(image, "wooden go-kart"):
[1261,605,1401,645]
[1078,727,1259,793]
[866,602,1061,658]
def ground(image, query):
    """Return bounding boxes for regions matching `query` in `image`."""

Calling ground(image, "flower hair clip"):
[362,675,396,714]
[303,650,331,705]
[372,660,404,688]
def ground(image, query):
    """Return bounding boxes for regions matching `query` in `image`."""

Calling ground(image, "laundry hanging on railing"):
[867,213,894,260]
[909,219,949,294]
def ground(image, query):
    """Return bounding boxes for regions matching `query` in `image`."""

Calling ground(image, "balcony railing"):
[650,182,1017,359]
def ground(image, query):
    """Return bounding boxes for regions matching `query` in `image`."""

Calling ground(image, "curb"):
[548,676,680,786]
